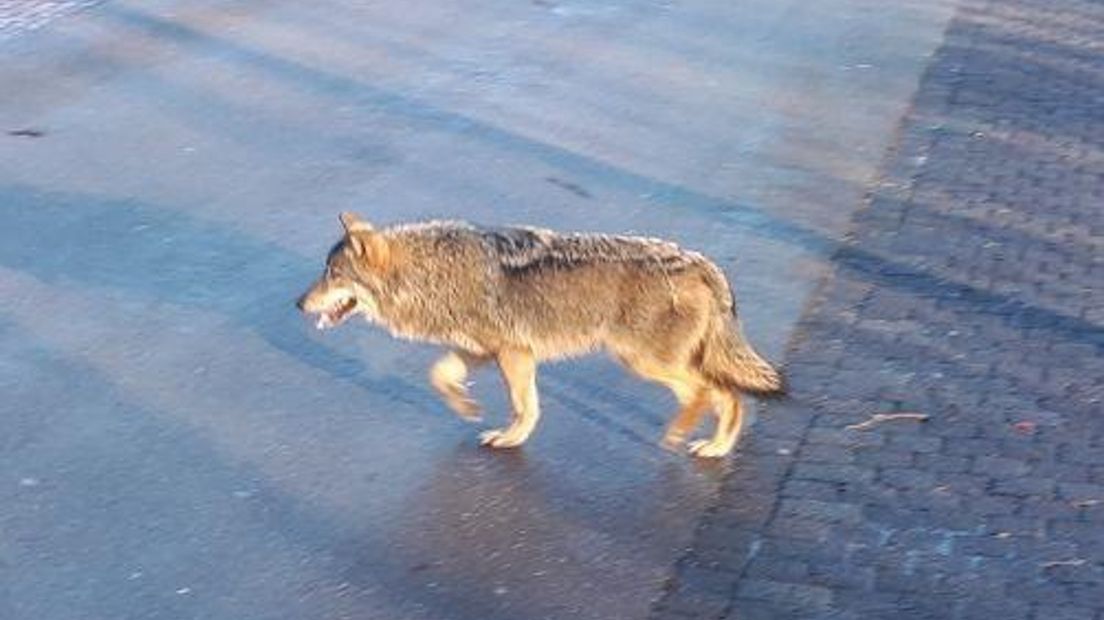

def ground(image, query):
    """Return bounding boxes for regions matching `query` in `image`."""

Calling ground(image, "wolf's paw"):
[434,381,482,422]
[687,439,731,458]
[479,429,525,449]
[446,395,483,422]
[660,430,687,452]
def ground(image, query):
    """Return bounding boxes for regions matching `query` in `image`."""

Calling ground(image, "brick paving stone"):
[651,0,1104,617]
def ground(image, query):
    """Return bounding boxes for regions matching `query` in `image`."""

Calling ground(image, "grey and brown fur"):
[298,213,783,458]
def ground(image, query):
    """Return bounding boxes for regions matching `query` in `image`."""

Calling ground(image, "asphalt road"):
[1,1,953,618]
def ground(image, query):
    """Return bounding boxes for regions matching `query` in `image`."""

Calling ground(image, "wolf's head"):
[298,212,391,330]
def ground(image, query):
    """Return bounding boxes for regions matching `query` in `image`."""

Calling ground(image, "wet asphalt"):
[1,1,954,618]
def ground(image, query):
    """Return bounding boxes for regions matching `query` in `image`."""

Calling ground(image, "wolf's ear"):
[346,231,391,270]
[339,211,374,233]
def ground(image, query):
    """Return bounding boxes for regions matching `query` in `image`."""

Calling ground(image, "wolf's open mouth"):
[314,296,357,330]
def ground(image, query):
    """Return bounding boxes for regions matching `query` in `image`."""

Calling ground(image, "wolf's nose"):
[295,295,306,311]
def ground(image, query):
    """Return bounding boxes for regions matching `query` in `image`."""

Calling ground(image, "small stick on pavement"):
[1041,559,1086,569]
[845,412,929,431]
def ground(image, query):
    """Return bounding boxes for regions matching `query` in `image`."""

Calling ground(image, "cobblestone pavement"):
[653,0,1104,618]
[0,0,103,39]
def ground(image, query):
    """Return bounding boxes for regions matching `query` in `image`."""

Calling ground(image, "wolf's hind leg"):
[688,391,745,458]
[661,382,711,449]
[613,352,710,450]
[430,350,488,421]
[480,348,540,449]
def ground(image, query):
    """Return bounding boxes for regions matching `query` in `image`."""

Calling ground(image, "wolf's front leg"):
[429,350,488,421]
[480,348,540,449]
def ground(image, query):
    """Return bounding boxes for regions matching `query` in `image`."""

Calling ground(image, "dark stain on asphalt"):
[8,128,46,138]
[545,176,592,199]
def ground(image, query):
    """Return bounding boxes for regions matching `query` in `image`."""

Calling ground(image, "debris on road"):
[1040,559,1087,570]
[844,412,929,431]
[1012,420,1037,434]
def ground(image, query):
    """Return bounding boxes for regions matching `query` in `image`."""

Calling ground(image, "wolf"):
[298,213,783,458]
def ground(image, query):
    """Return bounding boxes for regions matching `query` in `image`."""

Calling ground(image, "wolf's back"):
[480,225,698,274]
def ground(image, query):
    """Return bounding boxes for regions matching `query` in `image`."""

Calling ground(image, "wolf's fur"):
[299,213,783,458]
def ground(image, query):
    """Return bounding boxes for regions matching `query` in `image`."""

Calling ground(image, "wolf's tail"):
[695,314,785,397]
[689,258,784,396]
